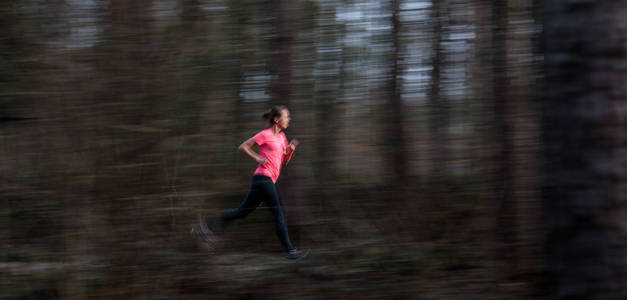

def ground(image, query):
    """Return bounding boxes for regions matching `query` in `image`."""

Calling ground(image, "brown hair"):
[262,105,288,126]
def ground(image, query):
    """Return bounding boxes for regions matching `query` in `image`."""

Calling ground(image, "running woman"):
[194,105,308,260]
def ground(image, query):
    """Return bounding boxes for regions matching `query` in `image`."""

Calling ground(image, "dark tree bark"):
[269,0,304,242]
[314,7,340,183]
[492,0,518,282]
[428,0,446,183]
[542,1,627,299]
[311,3,342,237]
[269,0,292,107]
[385,0,409,186]
[503,0,543,292]
[97,1,160,297]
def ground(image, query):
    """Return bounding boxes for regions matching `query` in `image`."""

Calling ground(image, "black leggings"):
[219,175,294,252]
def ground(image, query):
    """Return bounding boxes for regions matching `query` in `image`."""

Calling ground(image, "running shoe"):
[286,248,310,260]
[191,215,216,244]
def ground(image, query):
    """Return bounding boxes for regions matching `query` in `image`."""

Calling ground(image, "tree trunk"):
[492,0,519,283]
[542,1,627,299]
[312,2,342,239]
[385,0,408,187]
[428,0,446,184]
[270,0,292,107]
[98,0,158,296]
[269,0,305,243]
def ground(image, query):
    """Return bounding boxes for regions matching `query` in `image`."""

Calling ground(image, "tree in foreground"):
[542,1,627,299]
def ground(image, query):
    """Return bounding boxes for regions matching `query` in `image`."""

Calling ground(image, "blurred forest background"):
[2,0,626,299]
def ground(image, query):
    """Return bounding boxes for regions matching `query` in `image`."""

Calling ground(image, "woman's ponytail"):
[262,105,287,126]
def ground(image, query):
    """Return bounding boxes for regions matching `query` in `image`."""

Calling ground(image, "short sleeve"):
[253,130,268,146]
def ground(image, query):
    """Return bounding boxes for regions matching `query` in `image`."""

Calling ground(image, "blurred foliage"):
[1,0,542,299]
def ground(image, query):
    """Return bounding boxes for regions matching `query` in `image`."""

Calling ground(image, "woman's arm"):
[239,137,267,164]
[283,139,299,165]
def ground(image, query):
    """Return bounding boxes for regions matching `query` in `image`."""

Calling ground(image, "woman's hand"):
[257,157,268,165]
[284,139,298,165]
[288,139,299,151]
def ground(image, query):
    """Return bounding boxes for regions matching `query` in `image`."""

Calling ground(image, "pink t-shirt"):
[252,128,288,183]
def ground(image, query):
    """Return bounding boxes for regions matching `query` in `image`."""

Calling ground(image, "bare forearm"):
[283,139,298,165]
[283,148,294,165]
[238,136,268,164]
[239,145,262,162]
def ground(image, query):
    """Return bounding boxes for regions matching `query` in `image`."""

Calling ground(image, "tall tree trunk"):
[312,1,342,238]
[505,0,543,292]
[428,0,446,185]
[492,0,519,283]
[98,0,157,296]
[542,1,627,299]
[269,0,304,243]
[385,0,408,187]
[270,0,292,107]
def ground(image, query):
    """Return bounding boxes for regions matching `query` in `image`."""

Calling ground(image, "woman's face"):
[275,109,291,129]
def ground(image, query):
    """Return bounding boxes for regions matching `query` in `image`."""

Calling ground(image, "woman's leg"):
[260,181,294,252]
[218,181,263,228]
